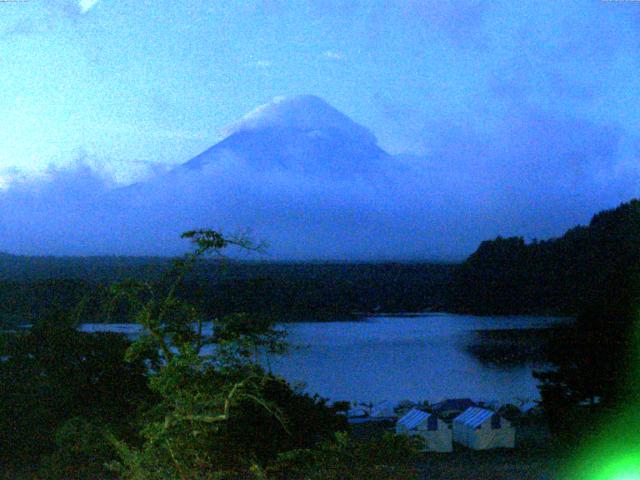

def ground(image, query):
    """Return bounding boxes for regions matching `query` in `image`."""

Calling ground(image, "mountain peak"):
[221,95,377,145]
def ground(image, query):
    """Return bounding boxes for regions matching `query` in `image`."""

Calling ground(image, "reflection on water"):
[81,313,571,403]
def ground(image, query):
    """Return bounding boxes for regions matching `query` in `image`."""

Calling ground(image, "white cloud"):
[323,50,345,61]
[3,0,100,36]
[78,0,99,14]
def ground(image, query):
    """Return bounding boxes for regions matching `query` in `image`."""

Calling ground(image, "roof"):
[397,409,432,430]
[433,398,476,412]
[371,401,397,418]
[519,401,539,413]
[347,406,369,418]
[453,407,496,428]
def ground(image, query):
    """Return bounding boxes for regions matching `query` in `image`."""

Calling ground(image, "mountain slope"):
[177,95,388,177]
[1,94,633,260]
[103,95,415,259]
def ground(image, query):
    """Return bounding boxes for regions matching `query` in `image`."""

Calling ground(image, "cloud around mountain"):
[0,95,636,260]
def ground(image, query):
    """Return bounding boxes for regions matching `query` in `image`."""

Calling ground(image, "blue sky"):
[0,1,639,258]
[2,1,638,182]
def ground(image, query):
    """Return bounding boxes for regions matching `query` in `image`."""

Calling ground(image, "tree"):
[107,230,348,479]
[0,312,151,474]
[534,269,640,439]
[1,229,421,479]
[267,432,421,480]
[449,199,640,315]
[38,417,120,480]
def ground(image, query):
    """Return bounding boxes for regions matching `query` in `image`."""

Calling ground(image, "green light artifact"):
[564,311,640,480]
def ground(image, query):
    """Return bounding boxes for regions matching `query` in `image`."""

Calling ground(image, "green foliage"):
[38,418,118,480]
[108,230,348,480]
[108,371,269,479]
[0,229,422,479]
[267,432,421,480]
[213,313,287,365]
[0,314,151,470]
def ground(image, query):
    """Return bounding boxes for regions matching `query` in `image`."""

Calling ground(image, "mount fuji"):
[0,95,494,260]
[102,95,436,259]
[179,95,388,177]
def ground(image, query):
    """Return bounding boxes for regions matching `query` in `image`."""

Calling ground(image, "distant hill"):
[447,199,640,315]
[0,258,455,327]
[3,198,638,326]
[0,253,172,283]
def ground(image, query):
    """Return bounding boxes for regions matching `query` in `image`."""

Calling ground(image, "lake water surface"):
[81,313,570,404]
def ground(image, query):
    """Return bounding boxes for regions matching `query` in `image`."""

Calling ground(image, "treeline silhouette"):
[448,198,640,315]
[0,260,454,327]
[2,199,638,327]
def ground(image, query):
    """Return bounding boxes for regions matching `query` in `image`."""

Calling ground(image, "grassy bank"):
[351,418,564,480]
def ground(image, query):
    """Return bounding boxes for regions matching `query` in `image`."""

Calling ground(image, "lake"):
[80,313,570,404]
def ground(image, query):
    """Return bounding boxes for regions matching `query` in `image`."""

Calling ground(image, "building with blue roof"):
[452,407,515,450]
[395,408,452,452]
